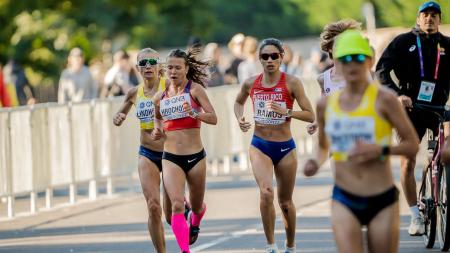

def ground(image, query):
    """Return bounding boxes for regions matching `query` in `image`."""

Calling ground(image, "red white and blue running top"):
[250,72,294,125]
[160,80,201,131]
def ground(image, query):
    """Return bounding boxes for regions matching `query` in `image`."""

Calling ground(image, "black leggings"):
[162,149,206,173]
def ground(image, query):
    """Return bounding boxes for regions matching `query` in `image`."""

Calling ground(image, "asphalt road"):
[0,159,442,253]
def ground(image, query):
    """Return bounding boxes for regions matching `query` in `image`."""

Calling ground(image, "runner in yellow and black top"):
[113,48,171,253]
[303,30,419,253]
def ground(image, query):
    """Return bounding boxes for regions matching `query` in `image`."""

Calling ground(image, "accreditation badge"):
[417,81,435,102]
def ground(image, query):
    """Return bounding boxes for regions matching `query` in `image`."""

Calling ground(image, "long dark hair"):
[168,48,209,87]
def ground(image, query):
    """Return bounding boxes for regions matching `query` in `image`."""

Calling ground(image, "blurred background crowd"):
[0,0,449,106]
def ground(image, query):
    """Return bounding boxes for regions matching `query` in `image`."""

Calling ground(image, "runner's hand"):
[303,159,319,177]
[183,102,193,115]
[151,128,164,141]
[307,122,318,135]
[266,100,287,115]
[398,95,412,109]
[348,141,382,163]
[113,112,126,126]
[238,116,251,132]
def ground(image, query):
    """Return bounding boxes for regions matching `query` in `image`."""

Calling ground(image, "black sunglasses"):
[260,53,280,61]
[138,58,158,67]
[338,54,366,64]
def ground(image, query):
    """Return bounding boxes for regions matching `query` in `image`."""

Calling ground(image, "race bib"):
[253,99,287,125]
[417,81,435,102]
[160,93,190,121]
[326,116,375,153]
[136,99,155,123]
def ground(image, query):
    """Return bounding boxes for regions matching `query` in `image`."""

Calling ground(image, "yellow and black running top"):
[325,83,392,161]
[135,77,166,130]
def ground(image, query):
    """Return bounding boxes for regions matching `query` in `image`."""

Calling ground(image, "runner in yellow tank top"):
[326,83,392,161]
[113,48,172,253]
[303,30,419,253]
[136,76,166,130]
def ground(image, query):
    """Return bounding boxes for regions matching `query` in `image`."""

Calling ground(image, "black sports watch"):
[380,145,390,161]
[286,109,293,117]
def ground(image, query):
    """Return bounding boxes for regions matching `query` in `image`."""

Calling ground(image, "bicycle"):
[416,103,450,250]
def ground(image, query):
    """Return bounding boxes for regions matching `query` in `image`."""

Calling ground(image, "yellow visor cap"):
[333,30,373,59]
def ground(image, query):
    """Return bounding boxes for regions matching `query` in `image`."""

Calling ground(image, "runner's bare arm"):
[113,87,138,126]
[234,78,253,118]
[191,83,217,125]
[151,91,164,140]
[234,78,254,132]
[315,96,330,165]
[289,76,315,123]
[304,96,329,177]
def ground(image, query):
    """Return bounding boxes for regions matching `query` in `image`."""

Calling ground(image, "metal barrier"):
[0,80,320,218]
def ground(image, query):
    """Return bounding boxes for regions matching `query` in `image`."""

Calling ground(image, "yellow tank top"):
[325,83,392,161]
[135,77,166,130]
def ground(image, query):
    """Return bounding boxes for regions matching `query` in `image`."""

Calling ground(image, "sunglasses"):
[260,53,280,61]
[338,54,366,64]
[138,58,158,67]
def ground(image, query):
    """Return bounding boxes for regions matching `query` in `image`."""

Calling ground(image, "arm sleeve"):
[375,38,402,95]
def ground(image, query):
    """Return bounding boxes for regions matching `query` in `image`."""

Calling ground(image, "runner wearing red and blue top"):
[234,38,315,253]
[153,48,217,253]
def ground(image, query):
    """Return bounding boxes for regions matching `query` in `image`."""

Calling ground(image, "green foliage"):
[0,0,448,92]
[371,0,450,27]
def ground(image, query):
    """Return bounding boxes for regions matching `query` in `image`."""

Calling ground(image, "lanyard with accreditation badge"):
[416,36,441,102]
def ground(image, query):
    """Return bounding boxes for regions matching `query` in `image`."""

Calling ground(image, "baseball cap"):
[418,1,441,14]
[333,30,373,59]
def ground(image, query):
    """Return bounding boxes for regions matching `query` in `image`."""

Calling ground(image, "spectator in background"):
[376,1,450,236]
[0,64,11,107]
[187,36,204,59]
[301,48,322,80]
[224,33,245,84]
[3,59,36,105]
[238,36,262,84]
[58,47,97,103]
[104,50,139,97]
[203,43,224,87]
[89,57,108,98]
[187,36,203,50]
[280,45,303,77]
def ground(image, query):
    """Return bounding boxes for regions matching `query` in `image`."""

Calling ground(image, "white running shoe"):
[408,216,425,236]
[266,244,279,253]
[284,241,296,253]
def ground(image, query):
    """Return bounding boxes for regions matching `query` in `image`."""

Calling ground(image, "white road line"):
[191,198,330,252]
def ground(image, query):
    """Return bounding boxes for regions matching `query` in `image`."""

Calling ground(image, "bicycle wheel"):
[420,164,436,248]
[438,165,450,251]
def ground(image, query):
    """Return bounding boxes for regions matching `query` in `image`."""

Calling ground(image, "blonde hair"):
[137,48,164,77]
[320,19,362,54]
[137,48,159,61]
